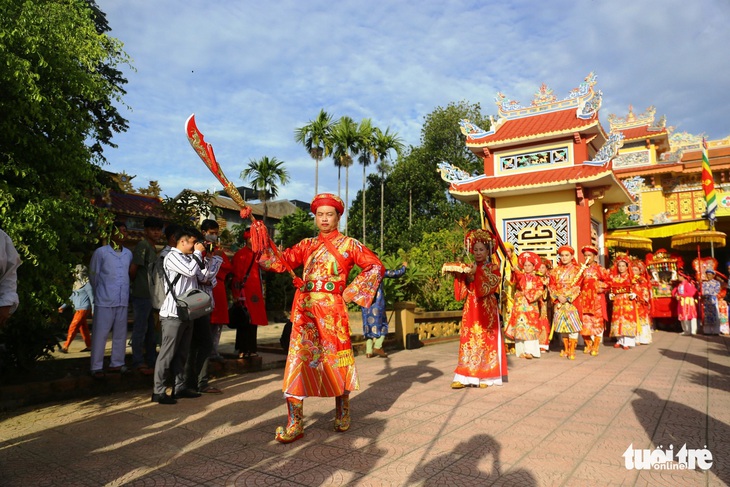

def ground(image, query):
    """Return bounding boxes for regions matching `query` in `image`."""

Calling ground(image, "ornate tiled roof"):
[465,109,602,147]
[460,73,605,150]
[619,125,669,142]
[447,163,632,205]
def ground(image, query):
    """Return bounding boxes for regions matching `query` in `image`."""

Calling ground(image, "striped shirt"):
[199,255,223,308]
[159,248,207,319]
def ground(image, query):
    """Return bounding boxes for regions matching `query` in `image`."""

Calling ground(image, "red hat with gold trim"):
[581,245,599,256]
[518,251,541,268]
[311,193,345,215]
[557,245,575,255]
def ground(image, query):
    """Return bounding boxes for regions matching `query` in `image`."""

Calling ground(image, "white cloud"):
[98,0,730,207]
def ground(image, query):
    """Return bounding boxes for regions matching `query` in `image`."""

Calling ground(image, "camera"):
[196,239,214,253]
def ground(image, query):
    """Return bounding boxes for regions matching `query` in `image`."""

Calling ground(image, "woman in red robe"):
[672,272,698,335]
[632,260,652,345]
[536,259,552,352]
[505,251,544,359]
[608,255,638,349]
[577,245,608,356]
[447,229,506,389]
[231,228,268,358]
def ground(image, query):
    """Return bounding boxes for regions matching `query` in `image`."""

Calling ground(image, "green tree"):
[349,101,490,254]
[355,118,375,243]
[241,156,290,225]
[607,208,636,229]
[274,208,317,248]
[162,189,220,227]
[0,0,130,373]
[372,127,404,252]
[331,116,360,235]
[294,109,333,198]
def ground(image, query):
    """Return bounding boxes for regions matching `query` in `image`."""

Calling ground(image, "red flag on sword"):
[185,114,303,287]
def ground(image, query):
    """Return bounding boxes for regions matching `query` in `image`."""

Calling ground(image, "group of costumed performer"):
[259,193,385,444]
[504,251,544,359]
[444,229,508,389]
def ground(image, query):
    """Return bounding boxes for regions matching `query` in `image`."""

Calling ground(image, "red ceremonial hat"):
[518,251,541,268]
[557,245,575,255]
[311,193,345,215]
[581,245,599,256]
[243,227,251,239]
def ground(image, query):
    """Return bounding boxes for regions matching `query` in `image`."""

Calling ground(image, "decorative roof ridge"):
[494,72,599,120]
[438,160,613,186]
[608,105,668,132]
[660,132,730,162]
[586,131,625,166]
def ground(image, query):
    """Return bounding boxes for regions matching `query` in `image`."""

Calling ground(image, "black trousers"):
[235,322,258,354]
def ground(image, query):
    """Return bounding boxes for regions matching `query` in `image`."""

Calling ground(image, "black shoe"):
[173,389,202,399]
[151,393,177,405]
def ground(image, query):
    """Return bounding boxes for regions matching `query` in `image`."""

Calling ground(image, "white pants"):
[515,339,541,358]
[90,306,128,371]
[681,319,697,335]
[618,336,636,348]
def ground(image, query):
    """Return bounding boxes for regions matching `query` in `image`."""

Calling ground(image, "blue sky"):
[98,0,730,206]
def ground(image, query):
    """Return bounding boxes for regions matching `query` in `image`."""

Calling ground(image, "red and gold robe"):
[260,230,383,397]
[609,273,638,337]
[505,270,544,341]
[453,261,507,382]
[578,262,608,336]
[548,261,584,333]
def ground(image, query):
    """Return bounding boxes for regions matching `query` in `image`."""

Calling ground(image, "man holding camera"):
[173,220,224,398]
[153,226,211,404]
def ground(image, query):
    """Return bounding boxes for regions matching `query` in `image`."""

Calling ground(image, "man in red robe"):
[260,193,384,443]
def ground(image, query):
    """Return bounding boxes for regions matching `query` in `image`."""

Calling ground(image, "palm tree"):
[294,109,333,197]
[240,156,290,225]
[330,116,360,235]
[376,160,392,254]
[355,118,376,243]
[373,127,404,252]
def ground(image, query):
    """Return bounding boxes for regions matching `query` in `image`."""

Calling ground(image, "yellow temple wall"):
[495,189,578,244]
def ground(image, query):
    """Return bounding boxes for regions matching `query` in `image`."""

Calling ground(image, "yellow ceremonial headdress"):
[465,229,495,254]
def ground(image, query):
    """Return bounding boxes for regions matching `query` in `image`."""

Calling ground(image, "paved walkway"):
[1,330,728,486]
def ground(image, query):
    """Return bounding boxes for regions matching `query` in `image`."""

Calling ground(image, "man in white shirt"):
[152,226,208,405]
[0,228,21,330]
[89,222,133,378]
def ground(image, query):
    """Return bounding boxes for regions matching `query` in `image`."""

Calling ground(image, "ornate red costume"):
[577,245,608,356]
[448,229,507,388]
[505,251,544,359]
[261,230,383,397]
[548,246,584,359]
[261,193,383,444]
[608,256,638,349]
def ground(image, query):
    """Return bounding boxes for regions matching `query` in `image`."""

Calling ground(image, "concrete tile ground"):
[1,329,728,486]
